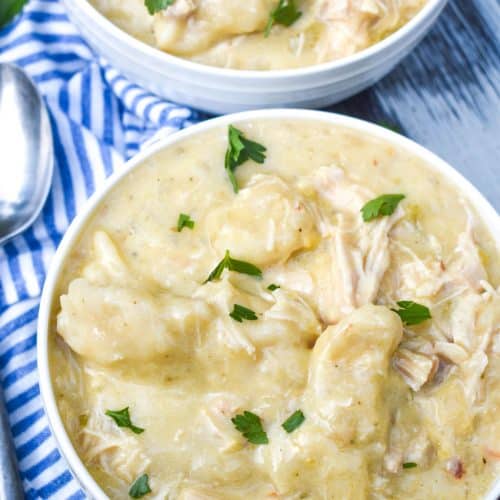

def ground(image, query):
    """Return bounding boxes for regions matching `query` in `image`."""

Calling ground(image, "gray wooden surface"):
[329,0,500,211]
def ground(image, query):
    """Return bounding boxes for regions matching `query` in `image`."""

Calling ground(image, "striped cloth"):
[0,1,201,497]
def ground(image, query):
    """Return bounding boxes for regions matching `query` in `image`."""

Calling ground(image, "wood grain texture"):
[329,0,500,211]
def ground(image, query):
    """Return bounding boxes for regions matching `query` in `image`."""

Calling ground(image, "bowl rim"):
[68,0,446,79]
[37,109,500,500]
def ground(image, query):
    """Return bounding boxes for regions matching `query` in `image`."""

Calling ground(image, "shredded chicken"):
[310,166,403,323]
[80,410,150,483]
[393,348,438,392]
[388,238,446,299]
[447,205,488,290]
[194,276,321,354]
[433,341,469,364]
[384,424,434,473]
[317,0,402,59]
[197,393,245,453]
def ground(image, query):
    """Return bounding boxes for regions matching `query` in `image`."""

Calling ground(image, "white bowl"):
[38,110,500,499]
[62,0,447,114]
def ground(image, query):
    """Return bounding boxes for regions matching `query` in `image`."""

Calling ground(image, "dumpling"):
[57,278,210,364]
[207,175,319,268]
[152,0,275,55]
[261,417,370,498]
[304,304,403,446]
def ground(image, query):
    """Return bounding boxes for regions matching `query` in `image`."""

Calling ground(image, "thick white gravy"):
[52,120,500,499]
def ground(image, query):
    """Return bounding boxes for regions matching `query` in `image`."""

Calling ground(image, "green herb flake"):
[361,194,405,222]
[205,250,262,283]
[229,304,258,323]
[105,407,144,434]
[265,0,302,37]
[144,0,174,15]
[392,301,432,326]
[282,409,305,433]
[379,120,402,134]
[177,213,195,232]
[267,284,280,291]
[129,474,152,498]
[0,0,28,28]
[225,125,266,193]
[232,411,269,445]
[402,462,418,469]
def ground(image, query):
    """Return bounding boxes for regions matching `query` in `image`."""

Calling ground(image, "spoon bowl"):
[0,63,53,245]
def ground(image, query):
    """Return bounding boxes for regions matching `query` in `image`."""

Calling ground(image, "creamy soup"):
[89,0,427,70]
[51,119,500,499]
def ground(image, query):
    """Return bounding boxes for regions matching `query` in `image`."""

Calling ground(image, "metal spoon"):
[0,63,54,499]
[0,63,53,246]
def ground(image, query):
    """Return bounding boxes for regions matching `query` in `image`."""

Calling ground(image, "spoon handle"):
[0,389,24,500]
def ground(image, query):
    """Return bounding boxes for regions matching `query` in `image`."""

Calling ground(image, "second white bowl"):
[62,0,447,114]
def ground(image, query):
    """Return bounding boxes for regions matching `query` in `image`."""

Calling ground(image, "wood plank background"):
[329,0,500,211]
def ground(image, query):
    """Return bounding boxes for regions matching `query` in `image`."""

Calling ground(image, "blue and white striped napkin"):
[0,1,202,497]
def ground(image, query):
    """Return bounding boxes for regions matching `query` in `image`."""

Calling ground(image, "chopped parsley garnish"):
[265,0,302,37]
[230,304,258,323]
[267,283,280,291]
[232,411,269,445]
[105,407,144,434]
[379,120,402,134]
[145,0,174,15]
[225,125,266,193]
[282,409,305,433]
[129,474,151,498]
[205,250,262,283]
[402,462,418,469]
[392,301,431,326]
[177,213,194,232]
[0,0,28,28]
[361,194,405,222]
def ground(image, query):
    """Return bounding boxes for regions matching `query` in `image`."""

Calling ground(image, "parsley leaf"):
[232,411,269,445]
[205,250,262,283]
[0,0,28,28]
[105,407,144,434]
[392,301,431,326]
[361,194,405,222]
[379,120,402,134]
[402,462,418,469]
[225,125,266,193]
[129,474,151,498]
[144,0,174,15]
[177,213,194,232]
[267,284,280,291]
[265,0,302,37]
[282,409,305,433]
[230,304,258,323]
